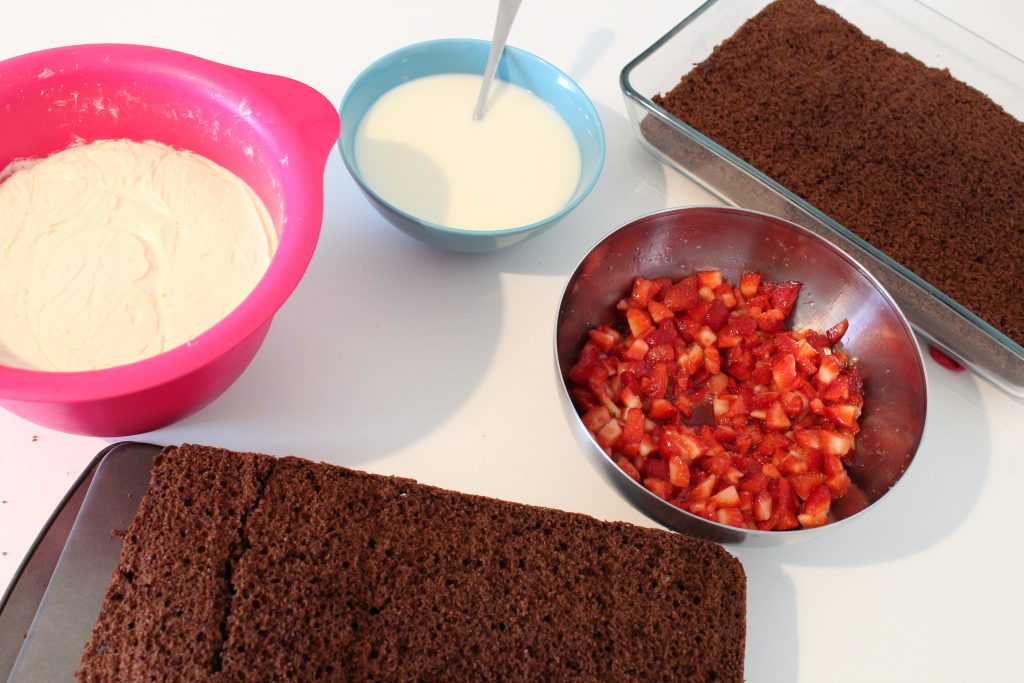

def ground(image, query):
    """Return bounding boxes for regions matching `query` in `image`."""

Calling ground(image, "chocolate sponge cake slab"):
[652,0,1024,346]
[76,445,275,682]
[78,445,746,682]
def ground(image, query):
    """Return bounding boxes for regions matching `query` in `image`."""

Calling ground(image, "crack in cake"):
[76,445,746,682]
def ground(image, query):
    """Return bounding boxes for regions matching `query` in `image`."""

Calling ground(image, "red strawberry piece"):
[641,362,670,399]
[753,489,773,521]
[568,342,601,385]
[766,280,802,316]
[805,331,829,350]
[624,337,649,361]
[640,457,669,481]
[804,447,823,473]
[765,401,792,431]
[595,419,623,448]
[825,470,852,497]
[749,360,772,385]
[648,398,678,421]
[757,309,786,333]
[802,484,832,516]
[822,452,844,478]
[668,455,691,487]
[825,318,849,344]
[689,473,717,500]
[615,457,641,482]
[626,307,654,337]
[820,373,850,402]
[710,485,741,508]
[795,356,817,378]
[823,404,861,430]
[815,354,841,385]
[797,510,828,528]
[686,299,710,324]
[776,510,800,531]
[646,318,679,346]
[715,283,738,309]
[772,334,800,358]
[740,471,770,493]
[740,271,762,298]
[661,277,700,311]
[704,298,730,331]
[790,472,827,500]
[581,406,612,433]
[621,407,645,445]
[772,354,800,391]
[819,429,852,457]
[928,345,965,372]
[780,454,808,476]
[631,277,662,308]
[715,508,745,528]
[697,270,724,290]
[587,326,620,352]
[648,299,674,324]
[645,343,675,364]
[643,477,675,501]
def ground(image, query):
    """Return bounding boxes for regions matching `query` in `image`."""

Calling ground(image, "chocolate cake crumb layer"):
[77,445,746,682]
[653,0,1024,345]
[76,445,275,682]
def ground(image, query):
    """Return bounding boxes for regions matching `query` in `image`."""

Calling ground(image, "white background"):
[1,1,1022,680]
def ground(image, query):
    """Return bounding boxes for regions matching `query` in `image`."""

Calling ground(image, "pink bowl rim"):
[0,43,338,403]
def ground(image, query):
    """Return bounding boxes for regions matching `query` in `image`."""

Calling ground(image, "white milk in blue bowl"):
[354,73,580,231]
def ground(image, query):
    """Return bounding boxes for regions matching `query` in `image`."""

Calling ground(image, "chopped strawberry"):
[621,407,645,445]
[631,277,662,307]
[643,477,674,501]
[571,267,864,533]
[765,280,802,316]
[668,455,691,488]
[823,404,861,430]
[819,430,852,457]
[697,270,724,290]
[616,457,641,482]
[715,507,745,528]
[753,490,773,521]
[595,419,623,449]
[765,401,792,431]
[740,271,762,298]
[703,299,730,331]
[623,337,649,361]
[825,319,849,344]
[648,299,674,324]
[626,307,654,338]
[649,398,678,421]
[772,354,800,391]
[661,277,700,311]
[588,326,620,352]
[710,485,741,508]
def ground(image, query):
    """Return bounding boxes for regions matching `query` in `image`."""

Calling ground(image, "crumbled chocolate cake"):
[652,0,1024,346]
[77,445,747,682]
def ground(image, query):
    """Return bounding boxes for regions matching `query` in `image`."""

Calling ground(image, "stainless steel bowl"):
[555,206,927,546]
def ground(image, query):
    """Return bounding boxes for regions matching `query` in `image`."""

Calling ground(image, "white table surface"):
[1,1,1022,680]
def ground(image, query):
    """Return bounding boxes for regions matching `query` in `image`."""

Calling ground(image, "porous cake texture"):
[653,0,1024,346]
[77,445,747,682]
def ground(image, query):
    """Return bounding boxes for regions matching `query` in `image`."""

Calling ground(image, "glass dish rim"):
[618,0,1024,363]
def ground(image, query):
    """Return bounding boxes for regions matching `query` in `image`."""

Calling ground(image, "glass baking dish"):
[620,0,1024,397]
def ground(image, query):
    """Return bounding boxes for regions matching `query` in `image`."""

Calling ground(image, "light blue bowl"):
[338,39,605,253]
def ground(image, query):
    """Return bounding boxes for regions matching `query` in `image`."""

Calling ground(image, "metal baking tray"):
[620,0,1024,397]
[0,442,161,683]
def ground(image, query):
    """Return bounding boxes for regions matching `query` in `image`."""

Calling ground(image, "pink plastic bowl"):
[0,44,340,436]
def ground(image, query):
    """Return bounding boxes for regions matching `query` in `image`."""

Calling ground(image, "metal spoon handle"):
[472,0,524,120]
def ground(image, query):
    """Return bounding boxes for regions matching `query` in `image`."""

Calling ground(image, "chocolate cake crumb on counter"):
[652,0,1024,347]
[76,445,746,682]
